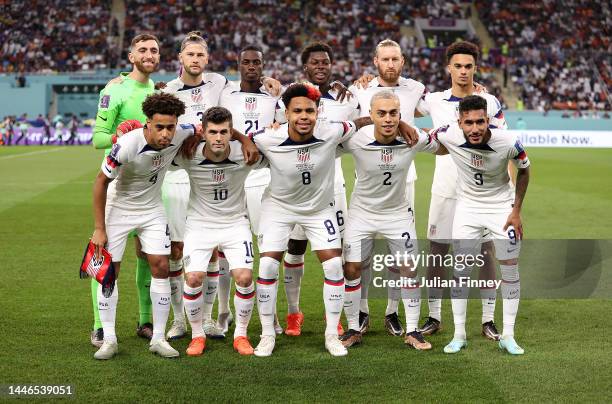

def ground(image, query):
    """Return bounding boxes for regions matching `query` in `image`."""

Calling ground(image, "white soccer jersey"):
[342,126,437,218]
[434,123,530,210]
[102,125,194,213]
[252,121,356,214]
[418,89,508,198]
[219,81,282,187]
[173,140,265,227]
[349,76,425,182]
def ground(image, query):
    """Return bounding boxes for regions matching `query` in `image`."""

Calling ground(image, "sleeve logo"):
[100,95,110,108]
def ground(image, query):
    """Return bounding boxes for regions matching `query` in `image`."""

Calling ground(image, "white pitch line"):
[0,147,66,160]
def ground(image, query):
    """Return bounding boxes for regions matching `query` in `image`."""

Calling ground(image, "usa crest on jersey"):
[212,168,225,183]
[297,147,310,163]
[191,87,203,103]
[152,154,162,169]
[471,153,484,168]
[245,96,257,112]
[381,148,394,164]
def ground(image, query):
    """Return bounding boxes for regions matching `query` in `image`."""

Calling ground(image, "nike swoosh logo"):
[98,115,107,121]
[327,238,338,243]
[245,260,253,264]
[164,244,171,248]
[507,248,518,253]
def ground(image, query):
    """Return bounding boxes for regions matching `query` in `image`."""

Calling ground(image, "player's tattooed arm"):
[330,81,352,102]
[504,166,530,240]
[231,129,260,165]
[92,172,112,258]
[261,77,282,97]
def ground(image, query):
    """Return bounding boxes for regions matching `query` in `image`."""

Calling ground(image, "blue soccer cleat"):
[443,338,467,354]
[499,336,525,355]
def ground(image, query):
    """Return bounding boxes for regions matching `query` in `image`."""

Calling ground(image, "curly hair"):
[141,93,186,119]
[281,83,321,108]
[458,95,487,115]
[300,41,333,65]
[446,41,480,64]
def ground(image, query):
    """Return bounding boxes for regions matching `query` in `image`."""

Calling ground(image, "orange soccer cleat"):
[233,336,255,355]
[186,337,206,356]
[285,312,305,336]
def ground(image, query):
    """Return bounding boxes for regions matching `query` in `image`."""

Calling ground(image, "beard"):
[134,59,158,74]
[379,69,400,83]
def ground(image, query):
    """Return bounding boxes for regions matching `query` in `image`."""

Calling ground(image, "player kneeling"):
[90,93,193,360]
[174,107,263,356]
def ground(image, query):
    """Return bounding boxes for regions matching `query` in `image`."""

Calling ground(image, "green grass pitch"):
[0,146,611,402]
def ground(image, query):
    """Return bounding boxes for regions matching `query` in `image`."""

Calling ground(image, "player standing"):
[433,95,530,355]
[90,93,191,359]
[348,39,424,337]
[417,41,508,339]
[90,33,160,347]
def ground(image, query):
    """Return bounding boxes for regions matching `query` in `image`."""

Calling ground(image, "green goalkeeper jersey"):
[92,72,155,153]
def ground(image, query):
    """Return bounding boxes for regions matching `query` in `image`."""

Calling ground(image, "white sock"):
[343,277,361,331]
[217,253,231,315]
[500,264,520,338]
[283,253,304,314]
[385,267,401,315]
[427,287,444,321]
[183,283,204,338]
[257,257,280,336]
[203,261,219,321]
[234,282,255,338]
[401,281,421,333]
[150,277,171,342]
[97,282,118,343]
[360,259,371,313]
[480,287,497,324]
[169,259,185,323]
[450,267,472,341]
[323,257,344,336]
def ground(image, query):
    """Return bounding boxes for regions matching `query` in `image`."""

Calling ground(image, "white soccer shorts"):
[343,208,418,263]
[289,189,348,241]
[258,200,341,253]
[161,179,189,242]
[245,184,266,235]
[427,194,457,243]
[452,202,520,261]
[183,220,254,273]
[105,207,170,262]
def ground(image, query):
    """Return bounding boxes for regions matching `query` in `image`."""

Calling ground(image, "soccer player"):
[174,107,264,356]
[217,45,284,336]
[250,83,416,357]
[348,39,424,337]
[281,41,359,336]
[432,95,530,355]
[416,41,508,339]
[90,33,160,347]
[90,93,191,359]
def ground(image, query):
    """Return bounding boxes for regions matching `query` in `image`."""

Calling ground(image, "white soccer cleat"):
[149,339,180,358]
[274,314,283,335]
[216,311,234,334]
[94,340,118,360]
[254,335,276,357]
[166,320,187,340]
[203,318,225,339]
[325,334,348,357]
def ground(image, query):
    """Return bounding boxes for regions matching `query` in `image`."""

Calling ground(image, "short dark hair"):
[300,42,333,65]
[281,83,321,108]
[130,33,160,49]
[202,106,233,128]
[446,41,480,64]
[141,93,186,119]
[240,45,263,57]
[458,95,487,116]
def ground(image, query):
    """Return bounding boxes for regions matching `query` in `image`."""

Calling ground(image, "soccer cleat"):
[233,336,254,355]
[443,338,467,354]
[93,340,118,360]
[404,331,432,350]
[499,336,524,355]
[384,312,405,336]
[136,322,153,340]
[149,339,180,358]
[359,311,370,334]
[186,337,206,356]
[418,317,442,336]
[482,321,501,341]
[274,314,283,335]
[203,319,225,339]
[285,312,305,336]
[90,328,104,348]
[325,334,348,357]
[166,320,187,340]
[216,311,234,334]
[254,335,276,357]
[339,329,362,348]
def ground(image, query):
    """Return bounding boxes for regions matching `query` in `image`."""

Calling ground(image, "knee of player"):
[170,242,184,260]
[233,269,253,287]
[343,261,362,280]
[185,272,205,288]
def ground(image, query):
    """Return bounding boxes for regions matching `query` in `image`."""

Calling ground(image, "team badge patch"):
[191,87,203,103]
[100,95,110,108]
[152,154,162,169]
[245,96,257,112]
[297,147,310,163]
[471,153,484,168]
[212,168,225,183]
[429,224,437,236]
[381,148,394,164]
